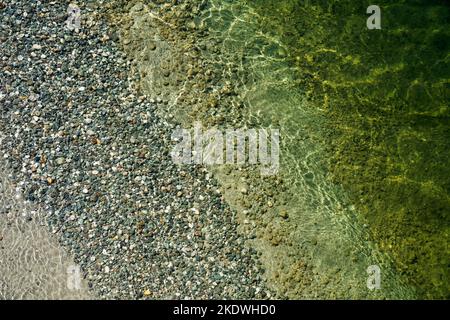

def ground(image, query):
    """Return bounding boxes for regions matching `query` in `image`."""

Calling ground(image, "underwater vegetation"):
[249,0,449,298]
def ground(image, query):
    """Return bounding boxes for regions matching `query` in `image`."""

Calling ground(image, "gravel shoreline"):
[0,162,93,299]
[107,0,418,299]
[0,0,272,299]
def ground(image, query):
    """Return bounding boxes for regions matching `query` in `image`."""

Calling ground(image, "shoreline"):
[0,162,93,299]
[112,0,415,298]
[1,0,446,299]
[0,0,271,299]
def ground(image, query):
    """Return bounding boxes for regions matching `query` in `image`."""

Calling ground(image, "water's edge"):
[107,0,419,299]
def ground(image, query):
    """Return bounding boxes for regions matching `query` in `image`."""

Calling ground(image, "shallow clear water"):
[195,0,449,298]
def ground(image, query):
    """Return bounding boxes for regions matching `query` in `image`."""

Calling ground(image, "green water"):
[197,0,449,298]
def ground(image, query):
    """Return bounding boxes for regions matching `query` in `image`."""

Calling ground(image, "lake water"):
[194,0,449,298]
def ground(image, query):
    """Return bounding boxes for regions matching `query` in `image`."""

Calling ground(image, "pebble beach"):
[0,0,272,299]
[1,0,448,300]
